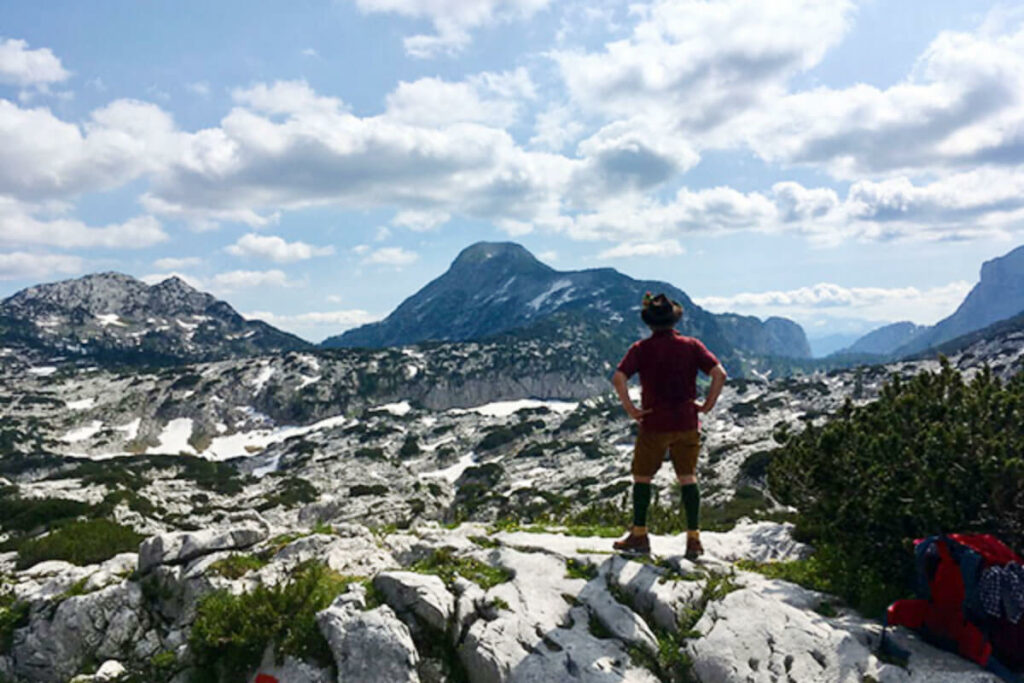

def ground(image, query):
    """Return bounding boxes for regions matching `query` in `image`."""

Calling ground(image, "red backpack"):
[885,533,1024,681]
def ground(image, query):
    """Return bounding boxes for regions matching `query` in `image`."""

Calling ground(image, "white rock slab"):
[374,571,454,633]
[316,598,421,683]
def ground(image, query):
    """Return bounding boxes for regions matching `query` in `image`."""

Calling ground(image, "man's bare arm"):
[612,370,651,422]
[695,364,727,413]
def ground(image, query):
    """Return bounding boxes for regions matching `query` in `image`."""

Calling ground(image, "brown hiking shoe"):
[685,535,704,560]
[613,530,651,555]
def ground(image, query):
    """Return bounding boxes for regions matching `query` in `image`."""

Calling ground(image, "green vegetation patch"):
[190,561,361,683]
[1,581,30,655]
[350,484,388,497]
[257,476,318,511]
[565,558,598,581]
[0,494,93,535]
[209,554,269,580]
[411,548,513,590]
[15,519,145,570]
[768,360,1023,616]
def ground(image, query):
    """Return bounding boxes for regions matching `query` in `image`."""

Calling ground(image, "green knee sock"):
[681,483,701,531]
[632,483,652,529]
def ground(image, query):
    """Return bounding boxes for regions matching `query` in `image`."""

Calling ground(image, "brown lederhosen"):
[632,427,699,478]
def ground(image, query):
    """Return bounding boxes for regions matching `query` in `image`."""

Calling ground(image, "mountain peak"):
[0,270,311,364]
[450,242,553,276]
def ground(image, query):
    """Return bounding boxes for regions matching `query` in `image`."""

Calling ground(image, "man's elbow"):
[712,364,728,380]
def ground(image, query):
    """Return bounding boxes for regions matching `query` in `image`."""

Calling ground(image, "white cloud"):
[226,233,335,263]
[597,240,685,259]
[0,98,179,202]
[352,0,552,58]
[230,80,343,115]
[537,250,557,262]
[553,0,854,138]
[246,309,380,327]
[0,251,82,280]
[361,246,419,266]
[0,38,70,88]
[385,68,534,127]
[0,199,168,249]
[529,104,586,152]
[210,269,297,291]
[695,280,973,325]
[301,48,319,58]
[743,22,1024,176]
[391,209,450,231]
[153,256,202,270]
[244,308,382,341]
[143,80,576,231]
[186,81,211,97]
[573,117,700,197]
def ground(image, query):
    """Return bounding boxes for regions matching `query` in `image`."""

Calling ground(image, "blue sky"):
[2,0,1023,344]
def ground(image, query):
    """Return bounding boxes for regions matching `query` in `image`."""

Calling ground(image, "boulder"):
[373,571,454,633]
[138,523,269,573]
[316,597,421,683]
[687,577,1002,683]
[11,582,155,682]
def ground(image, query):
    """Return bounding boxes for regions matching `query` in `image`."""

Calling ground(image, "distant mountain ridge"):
[0,272,311,364]
[323,242,811,369]
[893,244,1024,357]
[842,321,927,356]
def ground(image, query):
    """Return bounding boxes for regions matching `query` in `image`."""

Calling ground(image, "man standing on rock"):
[611,292,727,560]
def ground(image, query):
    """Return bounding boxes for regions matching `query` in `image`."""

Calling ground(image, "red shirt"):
[616,330,720,432]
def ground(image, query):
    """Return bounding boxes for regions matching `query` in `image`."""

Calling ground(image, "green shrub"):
[354,446,386,461]
[0,495,93,535]
[1,579,29,654]
[739,450,774,481]
[209,554,269,580]
[257,477,318,511]
[190,562,360,683]
[768,360,1024,616]
[349,484,388,497]
[399,436,421,457]
[176,457,244,495]
[15,519,144,570]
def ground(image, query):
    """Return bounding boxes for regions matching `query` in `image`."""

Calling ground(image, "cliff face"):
[716,314,811,358]
[896,244,1024,356]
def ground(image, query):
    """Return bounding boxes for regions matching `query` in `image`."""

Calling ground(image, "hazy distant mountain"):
[0,272,311,364]
[843,321,927,356]
[894,244,1024,357]
[322,242,810,368]
[715,314,811,359]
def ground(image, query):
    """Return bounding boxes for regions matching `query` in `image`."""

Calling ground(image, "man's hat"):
[641,291,683,327]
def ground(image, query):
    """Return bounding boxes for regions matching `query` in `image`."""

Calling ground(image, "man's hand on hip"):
[626,404,653,422]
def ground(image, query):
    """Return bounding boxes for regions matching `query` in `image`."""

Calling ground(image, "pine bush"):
[768,359,1024,615]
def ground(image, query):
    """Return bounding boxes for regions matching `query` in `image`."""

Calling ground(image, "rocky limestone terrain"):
[0,519,1003,683]
[0,323,1022,681]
